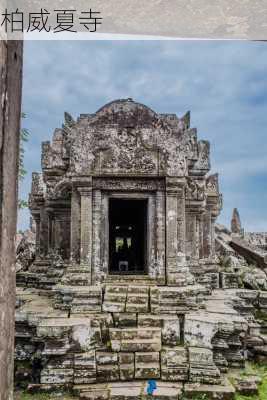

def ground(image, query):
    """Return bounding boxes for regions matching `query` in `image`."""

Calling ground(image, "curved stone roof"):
[95,98,157,116]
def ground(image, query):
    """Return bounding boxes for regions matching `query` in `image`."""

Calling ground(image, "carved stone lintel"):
[93,178,165,192]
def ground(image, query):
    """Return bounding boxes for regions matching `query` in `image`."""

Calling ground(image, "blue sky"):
[19,40,267,232]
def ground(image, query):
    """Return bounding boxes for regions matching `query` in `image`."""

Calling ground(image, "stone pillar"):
[102,195,109,278]
[166,178,179,275]
[70,187,80,263]
[92,189,102,284]
[39,205,49,256]
[166,178,187,284]
[33,213,41,256]
[78,184,93,279]
[52,210,71,259]
[203,210,212,259]
[210,215,216,258]
[198,214,204,259]
[177,185,186,255]
[166,178,194,286]
[155,190,166,283]
[195,214,200,259]
[53,213,62,254]
[46,209,54,255]
[186,212,198,260]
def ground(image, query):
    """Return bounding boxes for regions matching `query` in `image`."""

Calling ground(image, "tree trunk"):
[0,40,23,400]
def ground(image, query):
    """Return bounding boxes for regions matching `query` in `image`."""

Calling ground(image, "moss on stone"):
[255,309,267,322]
[234,362,267,400]
[14,391,79,400]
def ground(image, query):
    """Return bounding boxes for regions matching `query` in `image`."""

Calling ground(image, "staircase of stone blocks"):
[16,281,244,399]
[17,258,71,290]
[16,259,52,288]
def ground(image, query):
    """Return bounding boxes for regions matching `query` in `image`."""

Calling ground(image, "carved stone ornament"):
[186,177,205,201]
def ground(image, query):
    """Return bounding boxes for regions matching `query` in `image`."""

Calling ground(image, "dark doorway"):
[109,198,147,274]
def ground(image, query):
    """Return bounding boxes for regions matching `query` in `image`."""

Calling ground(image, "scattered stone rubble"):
[15,100,267,399]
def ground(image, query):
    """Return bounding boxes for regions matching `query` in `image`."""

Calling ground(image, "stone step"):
[104,293,127,303]
[104,276,156,285]
[103,286,127,312]
[61,273,91,286]
[66,266,90,273]
[109,327,161,352]
[53,285,102,312]
[105,285,128,294]
[28,264,49,273]
[125,303,149,313]
[71,305,102,314]
[74,381,183,400]
[103,302,126,313]
[103,285,150,313]
[184,379,235,400]
[128,285,149,294]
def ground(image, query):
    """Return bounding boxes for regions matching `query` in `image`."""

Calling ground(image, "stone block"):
[188,347,221,384]
[138,314,162,327]
[119,353,134,365]
[72,324,101,352]
[46,355,74,369]
[234,377,259,396]
[184,313,218,349]
[74,369,97,385]
[37,318,72,338]
[135,361,160,380]
[184,380,235,400]
[42,337,71,356]
[150,285,207,314]
[109,328,161,352]
[103,303,126,313]
[96,351,118,365]
[74,351,96,370]
[75,384,109,400]
[119,353,135,381]
[135,352,159,363]
[113,313,137,328]
[142,382,183,399]
[162,316,180,346]
[97,364,120,382]
[161,347,188,382]
[40,368,73,385]
[189,347,214,365]
[220,273,239,289]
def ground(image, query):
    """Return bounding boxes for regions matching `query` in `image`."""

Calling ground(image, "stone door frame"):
[90,177,166,284]
[102,192,153,276]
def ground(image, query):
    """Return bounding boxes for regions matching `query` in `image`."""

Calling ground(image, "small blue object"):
[147,379,157,395]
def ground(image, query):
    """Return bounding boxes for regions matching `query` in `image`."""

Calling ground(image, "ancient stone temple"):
[29,98,222,286]
[15,99,267,399]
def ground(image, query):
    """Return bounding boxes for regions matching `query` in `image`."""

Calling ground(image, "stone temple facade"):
[29,98,222,285]
[15,99,267,399]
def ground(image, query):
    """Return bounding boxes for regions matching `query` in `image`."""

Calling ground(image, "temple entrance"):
[109,198,147,274]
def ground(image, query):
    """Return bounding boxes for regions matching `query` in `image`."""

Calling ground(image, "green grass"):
[14,391,79,400]
[233,362,267,400]
[254,310,267,322]
[14,393,51,400]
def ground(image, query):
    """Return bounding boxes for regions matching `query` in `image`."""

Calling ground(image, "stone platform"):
[16,281,261,392]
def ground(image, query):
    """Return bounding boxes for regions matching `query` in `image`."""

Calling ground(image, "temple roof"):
[95,98,157,116]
